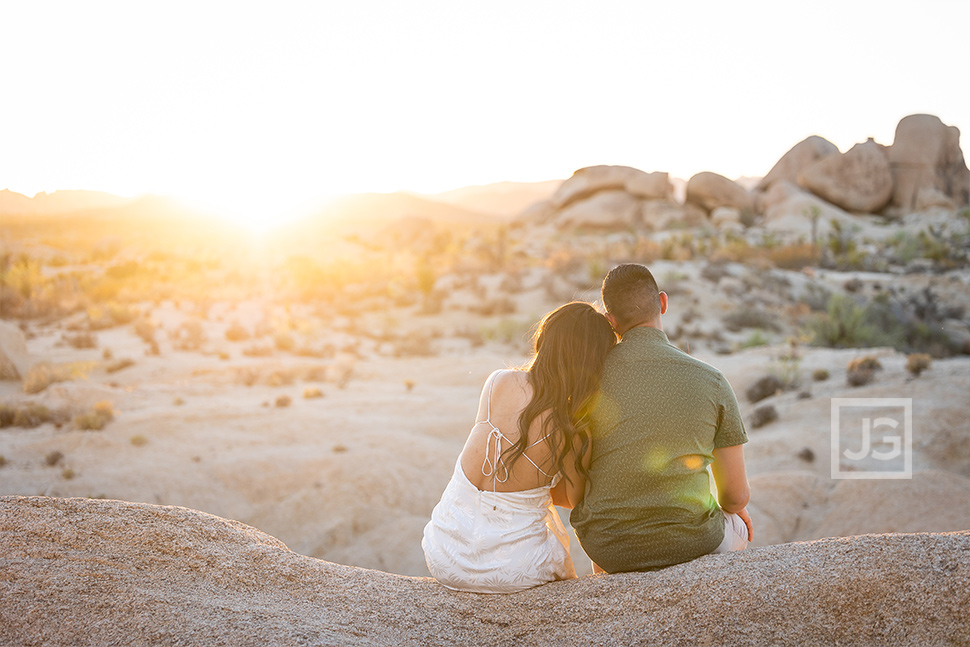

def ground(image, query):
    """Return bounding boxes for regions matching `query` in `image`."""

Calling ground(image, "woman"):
[422,302,617,593]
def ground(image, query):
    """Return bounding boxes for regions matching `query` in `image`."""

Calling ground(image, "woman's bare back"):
[458,370,558,492]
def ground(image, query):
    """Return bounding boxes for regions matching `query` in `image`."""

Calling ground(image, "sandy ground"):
[2,269,969,577]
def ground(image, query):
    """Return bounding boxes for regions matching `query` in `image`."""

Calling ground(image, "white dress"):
[421,372,576,593]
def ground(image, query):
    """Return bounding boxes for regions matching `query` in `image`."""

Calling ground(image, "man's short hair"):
[601,263,661,329]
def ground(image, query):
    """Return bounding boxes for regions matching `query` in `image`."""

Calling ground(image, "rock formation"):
[550,165,672,208]
[888,114,970,212]
[1,496,968,646]
[685,171,754,213]
[797,139,894,213]
[758,136,840,191]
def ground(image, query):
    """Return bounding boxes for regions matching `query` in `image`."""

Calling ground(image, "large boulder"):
[798,139,894,213]
[686,172,754,213]
[888,114,970,211]
[551,165,672,208]
[758,135,840,190]
[555,189,642,230]
[0,320,33,380]
[2,496,968,646]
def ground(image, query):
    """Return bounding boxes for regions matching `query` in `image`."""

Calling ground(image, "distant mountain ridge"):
[0,189,133,215]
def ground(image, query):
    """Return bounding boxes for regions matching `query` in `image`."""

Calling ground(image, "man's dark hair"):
[601,263,661,329]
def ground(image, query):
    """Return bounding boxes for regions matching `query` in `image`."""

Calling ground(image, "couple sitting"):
[422,263,752,593]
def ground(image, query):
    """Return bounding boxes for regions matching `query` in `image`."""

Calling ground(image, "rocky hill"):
[1,496,967,646]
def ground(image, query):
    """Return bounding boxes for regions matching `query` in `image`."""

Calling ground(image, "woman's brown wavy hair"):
[502,301,617,483]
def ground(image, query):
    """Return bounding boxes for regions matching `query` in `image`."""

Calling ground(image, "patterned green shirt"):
[570,326,748,572]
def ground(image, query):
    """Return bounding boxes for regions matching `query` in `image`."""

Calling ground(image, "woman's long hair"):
[501,301,617,483]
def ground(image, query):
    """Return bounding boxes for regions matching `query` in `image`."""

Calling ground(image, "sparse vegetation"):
[130,435,149,447]
[45,450,64,466]
[847,356,882,387]
[905,353,932,377]
[275,395,292,408]
[225,321,250,342]
[813,368,830,382]
[750,405,778,428]
[746,375,783,404]
[105,358,135,373]
[303,387,324,399]
[74,401,115,430]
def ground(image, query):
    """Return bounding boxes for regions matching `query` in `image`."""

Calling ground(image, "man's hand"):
[736,507,754,542]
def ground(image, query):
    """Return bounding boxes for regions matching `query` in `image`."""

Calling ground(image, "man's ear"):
[659,291,668,315]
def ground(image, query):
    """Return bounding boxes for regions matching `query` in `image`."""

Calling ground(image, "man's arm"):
[711,444,753,540]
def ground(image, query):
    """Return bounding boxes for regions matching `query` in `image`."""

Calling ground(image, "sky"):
[2,0,968,225]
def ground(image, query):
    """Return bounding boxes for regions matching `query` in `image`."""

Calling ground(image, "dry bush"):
[242,344,274,357]
[23,362,94,394]
[134,318,157,343]
[746,375,783,403]
[303,387,324,399]
[63,332,97,349]
[274,395,292,408]
[846,356,882,388]
[0,455,7,467]
[74,401,115,430]
[171,320,206,351]
[722,307,781,332]
[303,365,328,382]
[905,353,932,377]
[224,321,250,341]
[0,402,59,429]
[267,369,297,387]
[274,331,296,352]
[61,468,75,480]
[474,297,517,317]
[812,368,830,381]
[130,435,148,447]
[45,450,64,466]
[767,243,820,270]
[750,404,779,428]
[105,358,135,373]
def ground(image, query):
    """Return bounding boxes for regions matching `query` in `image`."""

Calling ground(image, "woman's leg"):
[712,511,748,553]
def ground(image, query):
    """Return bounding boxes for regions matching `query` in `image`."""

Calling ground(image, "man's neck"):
[619,319,663,336]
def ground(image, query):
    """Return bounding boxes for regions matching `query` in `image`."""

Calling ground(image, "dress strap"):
[478,371,555,491]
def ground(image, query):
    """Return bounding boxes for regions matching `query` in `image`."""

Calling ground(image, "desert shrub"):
[475,297,517,317]
[130,435,148,447]
[722,307,781,332]
[273,331,296,352]
[393,334,434,357]
[235,367,260,386]
[74,401,115,430]
[11,403,54,428]
[797,447,816,463]
[274,395,292,408]
[45,450,64,466]
[846,356,882,387]
[105,358,135,373]
[23,362,93,394]
[0,404,14,427]
[242,344,273,357]
[767,243,820,270]
[806,294,890,348]
[134,318,157,343]
[746,375,783,403]
[225,321,250,342]
[303,387,324,399]
[848,356,882,372]
[61,468,75,480]
[303,366,328,382]
[267,370,296,387]
[173,397,185,406]
[64,332,97,349]
[700,261,732,284]
[0,455,6,467]
[102,348,113,360]
[741,330,770,349]
[905,353,932,377]
[812,368,830,381]
[750,405,778,429]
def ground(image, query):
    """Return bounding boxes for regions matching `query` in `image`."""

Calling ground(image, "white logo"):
[831,398,912,479]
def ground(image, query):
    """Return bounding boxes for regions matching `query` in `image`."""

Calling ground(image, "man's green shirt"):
[570,326,748,572]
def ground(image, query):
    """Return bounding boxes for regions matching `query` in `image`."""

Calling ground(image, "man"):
[571,263,753,573]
